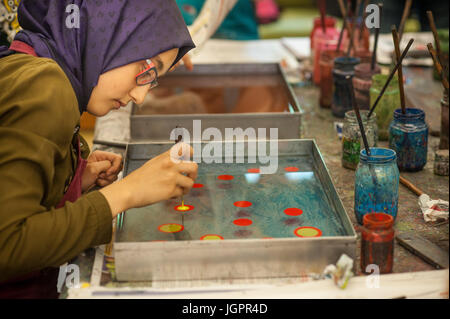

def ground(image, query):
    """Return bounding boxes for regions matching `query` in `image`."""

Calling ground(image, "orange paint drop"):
[233,218,253,226]
[218,175,234,181]
[285,167,300,172]
[234,201,252,208]
[284,208,303,216]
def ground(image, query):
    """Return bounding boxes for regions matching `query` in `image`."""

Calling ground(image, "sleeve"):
[187,0,238,54]
[0,58,113,283]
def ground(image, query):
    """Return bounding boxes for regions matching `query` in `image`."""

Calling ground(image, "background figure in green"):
[176,0,260,40]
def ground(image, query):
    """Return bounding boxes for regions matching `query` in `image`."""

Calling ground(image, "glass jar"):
[313,31,340,85]
[342,110,378,170]
[389,108,429,172]
[370,74,401,140]
[331,56,361,118]
[360,213,394,274]
[440,89,449,150]
[310,16,337,50]
[353,63,381,110]
[354,148,399,225]
[319,49,344,108]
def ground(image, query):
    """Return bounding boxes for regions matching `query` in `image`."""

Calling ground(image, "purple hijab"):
[0,0,195,113]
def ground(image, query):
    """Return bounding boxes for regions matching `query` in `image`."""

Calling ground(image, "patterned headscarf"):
[0,0,195,113]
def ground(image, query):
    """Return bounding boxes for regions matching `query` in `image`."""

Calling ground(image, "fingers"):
[89,160,112,175]
[183,55,194,71]
[169,143,194,163]
[90,151,123,175]
[175,161,198,181]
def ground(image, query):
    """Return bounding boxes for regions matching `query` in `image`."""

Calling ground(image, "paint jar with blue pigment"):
[354,148,399,225]
[389,108,428,172]
[331,56,361,118]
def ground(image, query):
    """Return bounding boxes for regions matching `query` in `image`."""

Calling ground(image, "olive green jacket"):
[0,54,113,282]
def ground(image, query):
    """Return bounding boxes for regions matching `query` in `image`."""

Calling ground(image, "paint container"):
[355,148,399,225]
[319,50,344,108]
[331,56,361,118]
[369,74,401,140]
[310,16,337,51]
[440,89,449,150]
[434,149,449,176]
[389,108,428,172]
[352,63,381,110]
[360,213,394,274]
[342,110,378,170]
[313,28,340,85]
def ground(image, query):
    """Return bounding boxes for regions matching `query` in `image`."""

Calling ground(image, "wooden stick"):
[319,0,327,34]
[348,76,371,155]
[398,0,413,43]
[400,176,424,196]
[392,25,407,114]
[426,11,441,60]
[359,0,370,41]
[427,43,450,90]
[337,0,355,54]
[368,38,414,118]
[371,3,382,70]
[346,0,360,57]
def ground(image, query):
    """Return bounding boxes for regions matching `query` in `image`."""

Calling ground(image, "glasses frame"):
[135,59,159,88]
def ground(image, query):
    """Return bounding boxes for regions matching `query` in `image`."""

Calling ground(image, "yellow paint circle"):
[294,227,322,237]
[200,234,224,240]
[177,205,190,211]
[158,223,184,233]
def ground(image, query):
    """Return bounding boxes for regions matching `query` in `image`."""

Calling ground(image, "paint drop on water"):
[218,175,234,181]
[233,218,253,226]
[234,201,252,208]
[284,208,303,216]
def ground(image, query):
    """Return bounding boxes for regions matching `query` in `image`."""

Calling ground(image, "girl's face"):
[86,48,179,116]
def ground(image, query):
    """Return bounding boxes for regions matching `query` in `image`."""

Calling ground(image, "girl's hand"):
[99,143,198,218]
[81,151,123,193]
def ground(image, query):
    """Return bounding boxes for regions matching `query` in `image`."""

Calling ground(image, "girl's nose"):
[128,85,149,105]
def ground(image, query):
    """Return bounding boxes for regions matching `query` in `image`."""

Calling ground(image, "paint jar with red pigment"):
[360,213,394,274]
[319,50,344,108]
[312,29,340,85]
[310,16,337,52]
[352,63,381,110]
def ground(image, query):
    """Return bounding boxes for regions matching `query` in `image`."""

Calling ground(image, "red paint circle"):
[285,167,299,172]
[284,208,303,216]
[174,204,195,212]
[247,168,260,173]
[193,183,204,188]
[218,175,234,181]
[200,234,224,240]
[233,218,253,226]
[234,201,252,208]
[158,223,184,233]
[294,226,322,238]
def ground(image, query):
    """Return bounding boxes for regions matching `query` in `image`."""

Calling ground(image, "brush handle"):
[400,176,424,196]
[428,43,450,90]
[427,11,442,61]
[368,38,414,118]
[398,0,412,43]
[371,3,383,70]
[392,25,407,114]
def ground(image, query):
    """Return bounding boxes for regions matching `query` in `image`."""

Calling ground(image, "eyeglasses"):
[135,59,158,88]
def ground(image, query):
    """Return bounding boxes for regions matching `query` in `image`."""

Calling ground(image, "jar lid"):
[360,147,397,164]
[345,110,377,122]
[354,63,381,79]
[363,213,394,229]
[334,56,361,71]
[393,108,426,121]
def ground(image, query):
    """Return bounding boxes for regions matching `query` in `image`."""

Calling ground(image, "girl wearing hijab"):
[0,0,198,298]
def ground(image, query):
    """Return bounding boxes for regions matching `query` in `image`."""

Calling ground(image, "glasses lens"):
[137,69,157,86]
